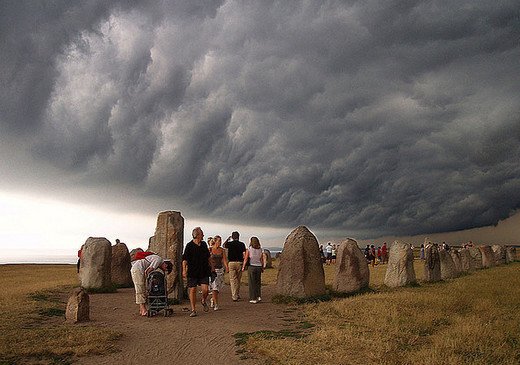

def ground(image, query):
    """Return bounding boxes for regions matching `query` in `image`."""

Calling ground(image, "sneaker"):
[210,298,214,308]
[249,299,258,304]
[189,311,197,317]
[201,299,209,312]
[213,305,219,311]
[257,297,262,302]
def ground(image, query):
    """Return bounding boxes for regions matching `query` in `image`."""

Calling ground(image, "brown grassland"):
[247,259,520,365]
[1,254,519,365]
[0,265,120,365]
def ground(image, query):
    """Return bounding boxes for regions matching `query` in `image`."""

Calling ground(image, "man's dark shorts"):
[187,277,209,288]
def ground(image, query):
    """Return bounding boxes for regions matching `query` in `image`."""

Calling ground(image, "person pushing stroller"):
[131,253,173,316]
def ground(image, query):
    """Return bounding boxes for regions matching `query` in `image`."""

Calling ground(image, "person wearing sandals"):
[242,237,264,304]
[209,235,229,311]
[182,227,212,317]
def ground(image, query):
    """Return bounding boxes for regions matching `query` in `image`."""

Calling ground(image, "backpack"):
[135,251,154,260]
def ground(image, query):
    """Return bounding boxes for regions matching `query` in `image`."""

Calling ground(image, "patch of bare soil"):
[75,284,294,365]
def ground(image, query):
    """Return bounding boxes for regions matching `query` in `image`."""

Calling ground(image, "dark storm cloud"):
[1,0,520,237]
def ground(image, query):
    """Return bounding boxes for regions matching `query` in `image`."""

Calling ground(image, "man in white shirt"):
[325,242,333,265]
[131,254,172,316]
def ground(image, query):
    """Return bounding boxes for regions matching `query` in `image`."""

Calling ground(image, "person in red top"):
[77,246,83,273]
[381,242,388,264]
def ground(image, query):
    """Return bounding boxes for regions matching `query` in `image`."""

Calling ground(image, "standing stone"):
[491,245,507,265]
[129,248,144,261]
[65,287,89,323]
[333,238,370,293]
[450,249,463,274]
[439,249,457,279]
[423,244,441,282]
[384,240,416,287]
[275,226,326,298]
[479,245,495,268]
[79,237,112,289]
[506,247,517,263]
[111,242,132,287]
[468,247,483,269]
[459,249,473,272]
[148,211,184,300]
[263,249,273,269]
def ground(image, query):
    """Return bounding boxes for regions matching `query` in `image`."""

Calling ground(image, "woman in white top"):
[241,237,264,303]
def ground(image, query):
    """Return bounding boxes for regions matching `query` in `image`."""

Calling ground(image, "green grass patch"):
[39,307,66,317]
[234,329,306,347]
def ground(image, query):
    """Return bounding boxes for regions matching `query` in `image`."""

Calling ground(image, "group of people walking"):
[131,227,264,318]
[364,242,388,267]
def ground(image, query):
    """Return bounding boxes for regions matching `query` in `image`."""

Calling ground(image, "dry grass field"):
[246,259,520,365]
[0,265,121,364]
[1,255,519,365]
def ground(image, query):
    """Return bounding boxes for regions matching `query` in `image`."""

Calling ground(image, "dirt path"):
[76,283,293,365]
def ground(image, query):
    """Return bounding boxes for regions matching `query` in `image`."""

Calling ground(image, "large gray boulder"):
[79,237,112,289]
[384,241,416,287]
[263,249,273,269]
[450,249,463,274]
[479,245,495,268]
[275,226,326,298]
[148,211,184,300]
[491,245,507,265]
[439,249,457,279]
[459,248,473,272]
[333,238,369,293]
[506,247,517,263]
[111,242,132,287]
[423,244,441,282]
[468,247,483,269]
[65,287,89,323]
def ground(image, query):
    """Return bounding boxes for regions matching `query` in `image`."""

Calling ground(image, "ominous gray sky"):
[1,0,520,239]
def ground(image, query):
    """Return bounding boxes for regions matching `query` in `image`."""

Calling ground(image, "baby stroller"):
[146,269,173,317]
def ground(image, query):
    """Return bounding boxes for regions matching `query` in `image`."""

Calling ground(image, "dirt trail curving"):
[76,283,293,365]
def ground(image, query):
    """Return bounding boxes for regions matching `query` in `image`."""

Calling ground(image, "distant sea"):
[0,247,284,265]
[0,255,78,265]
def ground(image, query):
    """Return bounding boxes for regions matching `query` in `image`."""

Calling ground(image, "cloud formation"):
[1,0,520,237]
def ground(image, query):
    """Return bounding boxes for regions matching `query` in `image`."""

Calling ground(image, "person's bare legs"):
[139,303,147,316]
[189,287,197,312]
[201,284,209,303]
[212,290,219,307]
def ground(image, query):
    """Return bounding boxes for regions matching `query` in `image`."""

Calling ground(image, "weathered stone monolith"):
[65,287,89,323]
[384,240,416,287]
[79,237,112,289]
[423,243,441,282]
[506,247,517,263]
[111,242,132,287]
[479,245,495,268]
[275,226,325,298]
[148,211,184,300]
[263,249,273,269]
[468,247,483,269]
[333,238,370,293]
[459,248,473,272]
[491,245,507,265]
[439,249,457,279]
[450,249,463,274]
[129,248,144,261]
